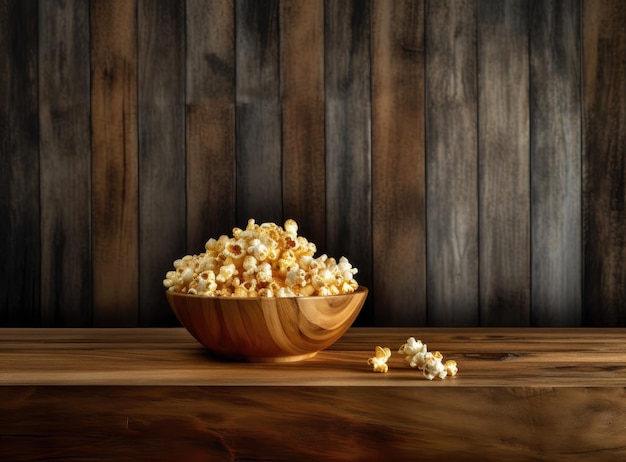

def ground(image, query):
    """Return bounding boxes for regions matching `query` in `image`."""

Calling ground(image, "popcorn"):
[444,360,458,377]
[398,337,458,380]
[242,255,258,276]
[163,219,359,297]
[248,240,270,261]
[284,218,298,235]
[368,346,392,373]
[398,337,428,369]
[255,262,273,284]
[285,267,306,287]
[216,262,238,283]
[223,239,247,259]
[422,351,447,380]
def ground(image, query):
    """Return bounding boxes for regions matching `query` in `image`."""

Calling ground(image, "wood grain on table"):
[2,327,625,386]
[2,327,626,461]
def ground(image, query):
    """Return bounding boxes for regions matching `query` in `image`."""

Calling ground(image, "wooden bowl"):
[166,286,368,362]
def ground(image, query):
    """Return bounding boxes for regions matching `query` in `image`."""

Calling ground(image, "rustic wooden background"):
[1,0,625,328]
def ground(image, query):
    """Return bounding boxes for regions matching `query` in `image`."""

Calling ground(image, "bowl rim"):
[165,285,368,301]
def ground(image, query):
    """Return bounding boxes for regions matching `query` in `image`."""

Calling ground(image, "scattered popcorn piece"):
[422,351,447,380]
[368,346,392,373]
[163,219,359,297]
[444,360,458,377]
[398,337,458,380]
[398,337,429,369]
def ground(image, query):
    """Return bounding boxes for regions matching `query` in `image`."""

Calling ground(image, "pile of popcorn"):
[398,337,458,380]
[367,337,458,380]
[163,218,359,298]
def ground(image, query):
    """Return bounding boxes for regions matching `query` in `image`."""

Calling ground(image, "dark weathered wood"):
[138,0,185,326]
[2,385,626,461]
[2,327,626,460]
[0,0,39,326]
[235,0,282,226]
[39,0,92,327]
[280,0,327,250]
[530,0,582,326]
[583,0,626,326]
[91,0,139,327]
[3,1,626,329]
[186,0,236,250]
[425,0,479,326]
[478,0,530,326]
[372,0,426,326]
[324,0,373,325]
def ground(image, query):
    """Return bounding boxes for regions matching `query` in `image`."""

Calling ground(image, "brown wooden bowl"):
[166,286,368,362]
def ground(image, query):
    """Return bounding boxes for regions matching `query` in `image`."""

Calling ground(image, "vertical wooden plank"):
[235,0,282,226]
[425,0,479,326]
[372,0,425,326]
[529,0,581,326]
[280,0,326,250]
[91,0,139,327]
[138,0,185,326]
[39,0,92,327]
[0,0,40,326]
[478,0,530,326]
[583,0,626,326]
[325,0,373,325]
[186,0,236,251]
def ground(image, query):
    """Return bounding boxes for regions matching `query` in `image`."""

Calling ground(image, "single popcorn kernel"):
[398,337,428,369]
[163,219,359,298]
[368,346,392,373]
[422,352,448,380]
[444,360,458,377]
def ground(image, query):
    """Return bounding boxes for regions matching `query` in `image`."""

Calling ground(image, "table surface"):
[2,327,626,387]
[3,327,626,461]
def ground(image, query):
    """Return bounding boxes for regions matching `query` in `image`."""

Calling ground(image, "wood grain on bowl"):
[166,287,368,362]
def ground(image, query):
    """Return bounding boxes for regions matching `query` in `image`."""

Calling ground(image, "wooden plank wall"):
[425,0,479,327]
[1,0,625,327]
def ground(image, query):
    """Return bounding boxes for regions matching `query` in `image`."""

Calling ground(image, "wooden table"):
[1,327,626,461]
